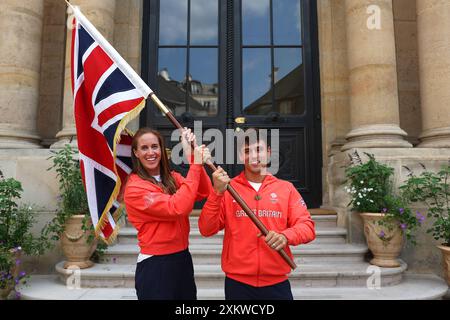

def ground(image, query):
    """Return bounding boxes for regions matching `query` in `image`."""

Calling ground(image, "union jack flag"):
[70,6,152,242]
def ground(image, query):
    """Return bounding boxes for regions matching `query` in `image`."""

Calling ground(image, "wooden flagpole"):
[149,93,297,270]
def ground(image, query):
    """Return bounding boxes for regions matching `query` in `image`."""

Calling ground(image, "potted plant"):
[43,144,99,269]
[400,162,450,285]
[344,151,422,267]
[0,172,50,299]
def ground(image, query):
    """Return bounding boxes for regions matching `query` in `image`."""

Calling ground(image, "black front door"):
[141,0,322,208]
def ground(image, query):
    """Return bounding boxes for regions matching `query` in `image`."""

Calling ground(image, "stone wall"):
[0,149,61,273]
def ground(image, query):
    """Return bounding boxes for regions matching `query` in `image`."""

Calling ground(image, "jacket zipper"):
[255,180,269,286]
[247,177,269,286]
[256,190,260,287]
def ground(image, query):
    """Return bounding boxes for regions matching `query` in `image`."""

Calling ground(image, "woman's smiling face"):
[133,132,162,176]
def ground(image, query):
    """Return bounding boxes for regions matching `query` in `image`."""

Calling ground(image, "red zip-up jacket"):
[124,164,211,255]
[199,171,316,287]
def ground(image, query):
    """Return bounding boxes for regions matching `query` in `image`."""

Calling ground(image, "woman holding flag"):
[124,127,211,300]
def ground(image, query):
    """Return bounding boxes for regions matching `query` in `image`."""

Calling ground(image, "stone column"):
[51,0,117,149]
[0,0,44,148]
[327,0,351,156]
[416,0,450,148]
[342,0,412,150]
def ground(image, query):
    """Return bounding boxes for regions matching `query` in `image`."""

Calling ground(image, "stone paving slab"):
[18,274,448,300]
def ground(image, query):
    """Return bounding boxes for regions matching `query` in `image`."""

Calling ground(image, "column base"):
[417,127,450,148]
[50,137,78,150]
[51,127,77,149]
[40,139,57,148]
[0,130,42,149]
[341,124,412,151]
[329,139,347,157]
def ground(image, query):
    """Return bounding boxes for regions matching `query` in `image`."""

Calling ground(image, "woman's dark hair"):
[131,128,177,194]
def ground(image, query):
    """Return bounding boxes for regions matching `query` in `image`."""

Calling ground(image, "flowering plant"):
[344,151,423,245]
[344,152,393,212]
[400,162,450,246]
[0,171,50,299]
[377,195,423,246]
[0,246,27,299]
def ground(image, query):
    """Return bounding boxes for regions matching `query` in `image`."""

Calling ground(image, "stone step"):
[54,261,406,289]
[99,243,368,265]
[116,227,347,245]
[18,274,449,300]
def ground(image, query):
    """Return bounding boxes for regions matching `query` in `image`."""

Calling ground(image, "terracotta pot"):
[437,245,450,286]
[360,213,404,268]
[61,215,97,269]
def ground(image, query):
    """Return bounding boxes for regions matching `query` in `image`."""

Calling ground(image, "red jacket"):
[199,171,316,287]
[124,164,211,255]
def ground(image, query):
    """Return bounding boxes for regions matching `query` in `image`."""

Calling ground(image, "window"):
[241,0,304,116]
[157,0,219,117]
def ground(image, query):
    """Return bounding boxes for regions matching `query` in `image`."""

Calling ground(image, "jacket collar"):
[233,170,278,190]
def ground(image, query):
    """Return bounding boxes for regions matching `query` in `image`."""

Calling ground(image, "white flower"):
[369,200,374,203]
[28,206,32,210]
[360,181,364,184]
[357,202,361,205]
[358,193,363,198]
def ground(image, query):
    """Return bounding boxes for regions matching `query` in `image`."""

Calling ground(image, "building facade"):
[1,0,449,295]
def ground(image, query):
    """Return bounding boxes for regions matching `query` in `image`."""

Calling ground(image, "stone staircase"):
[19,209,449,300]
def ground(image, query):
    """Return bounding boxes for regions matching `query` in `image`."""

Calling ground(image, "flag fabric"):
[70,6,152,243]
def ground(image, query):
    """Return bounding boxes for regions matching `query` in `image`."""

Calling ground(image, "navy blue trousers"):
[225,276,294,300]
[135,249,197,300]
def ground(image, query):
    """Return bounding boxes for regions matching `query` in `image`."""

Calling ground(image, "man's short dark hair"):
[243,128,270,149]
